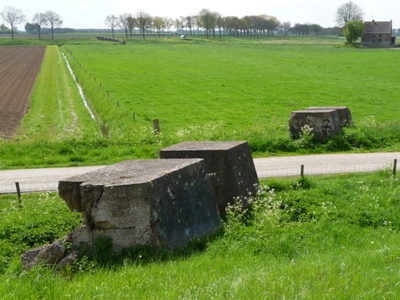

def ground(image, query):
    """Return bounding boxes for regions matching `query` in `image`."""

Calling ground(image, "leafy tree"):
[343,19,364,44]
[0,6,25,39]
[224,16,244,37]
[105,14,118,38]
[262,15,280,36]
[44,10,63,39]
[336,1,364,27]
[136,10,152,39]
[127,16,136,38]
[25,22,38,34]
[0,24,10,34]
[280,21,291,36]
[310,24,323,35]
[198,9,217,38]
[32,13,47,38]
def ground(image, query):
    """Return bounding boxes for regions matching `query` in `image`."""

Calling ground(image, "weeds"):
[2,172,400,298]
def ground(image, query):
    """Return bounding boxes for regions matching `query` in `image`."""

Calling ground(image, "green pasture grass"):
[1,37,400,169]
[16,45,99,142]
[2,171,400,298]
[61,39,400,155]
[64,41,400,133]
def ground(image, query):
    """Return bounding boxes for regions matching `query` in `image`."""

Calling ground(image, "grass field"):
[63,39,400,134]
[1,36,400,169]
[2,171,400,298]
[1,36,400,298]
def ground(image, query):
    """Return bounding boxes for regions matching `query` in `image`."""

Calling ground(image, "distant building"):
[361,20,396,47]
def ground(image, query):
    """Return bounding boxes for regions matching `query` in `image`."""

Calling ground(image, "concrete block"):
[307,106,353,126]
[289,109,342,139]
[59,159,222,251]
[159,141,259,215]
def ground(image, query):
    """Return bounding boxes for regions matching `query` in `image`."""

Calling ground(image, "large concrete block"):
[58,159,222,251]
[159,141,259,215]
[289,109,342,139]
[307,106,353,126]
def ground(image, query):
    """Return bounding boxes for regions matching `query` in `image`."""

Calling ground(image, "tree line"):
[0,6,62,39]
[1,2,399,41]
[105,9,332,39]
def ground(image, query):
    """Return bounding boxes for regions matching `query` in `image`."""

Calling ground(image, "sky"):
[4,0,400,30]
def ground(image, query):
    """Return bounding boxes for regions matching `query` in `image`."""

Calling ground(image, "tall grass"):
[2,171,400,298]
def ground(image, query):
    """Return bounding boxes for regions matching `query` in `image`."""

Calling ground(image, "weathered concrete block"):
[307,106,353,126]
[21,241,65,269]
[289,109,342,139]
[159,141,259,215]
[59,159,221,251]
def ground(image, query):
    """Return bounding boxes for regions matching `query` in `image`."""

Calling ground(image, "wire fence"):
[256,162,397,178]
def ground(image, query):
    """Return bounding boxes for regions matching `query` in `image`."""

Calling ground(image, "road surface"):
[1,152,399,194]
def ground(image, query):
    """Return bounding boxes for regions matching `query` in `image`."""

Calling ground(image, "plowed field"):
[0,46,46,138]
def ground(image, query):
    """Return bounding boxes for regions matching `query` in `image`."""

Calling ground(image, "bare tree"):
[105,14,118,38]
[0,6,25,39]
[32,13,47,39]
[175,17,184,34]
[163,17,174,34]
[44,10,63,39]
[184,15,196,36]
[136,10,152,39]
[127,16,136,37]
[336,1,364,27]
[119,13,131,38]
[153,16,165,37]
[215,13,224,38]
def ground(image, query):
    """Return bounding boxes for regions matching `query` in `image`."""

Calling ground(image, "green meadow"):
[1,36,400,168]
[2,171,400,299]
[1,37,400,298]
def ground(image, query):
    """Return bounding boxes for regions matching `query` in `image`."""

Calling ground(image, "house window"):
[372,35,376,43]
[378,34,382,42]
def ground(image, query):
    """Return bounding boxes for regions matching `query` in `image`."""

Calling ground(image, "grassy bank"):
[1,171,400,298]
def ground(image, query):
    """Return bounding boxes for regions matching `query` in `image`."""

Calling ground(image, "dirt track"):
[0,46,46,138]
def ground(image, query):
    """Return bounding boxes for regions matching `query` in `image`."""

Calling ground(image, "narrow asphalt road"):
[1,152,399,194]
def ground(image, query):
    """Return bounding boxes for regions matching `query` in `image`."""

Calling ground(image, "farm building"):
[361,20,396,47]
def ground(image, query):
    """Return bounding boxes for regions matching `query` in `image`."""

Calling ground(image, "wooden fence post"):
[393,159,397,177]
[300,165,304,177]
[15,182,21,204]
[153,119,160,134]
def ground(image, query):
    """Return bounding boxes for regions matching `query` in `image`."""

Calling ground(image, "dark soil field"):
[0,46,46,139]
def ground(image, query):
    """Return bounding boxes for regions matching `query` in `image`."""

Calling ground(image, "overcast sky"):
[4,0,400,30]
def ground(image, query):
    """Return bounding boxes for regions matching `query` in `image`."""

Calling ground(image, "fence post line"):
[15,182,21,204]
[300,165,304,177]
[393,159,397,177]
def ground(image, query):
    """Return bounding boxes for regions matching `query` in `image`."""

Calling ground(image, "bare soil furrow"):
[0,46,46,138]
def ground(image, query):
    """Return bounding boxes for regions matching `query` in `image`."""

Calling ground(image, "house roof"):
[363,21,392,34]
